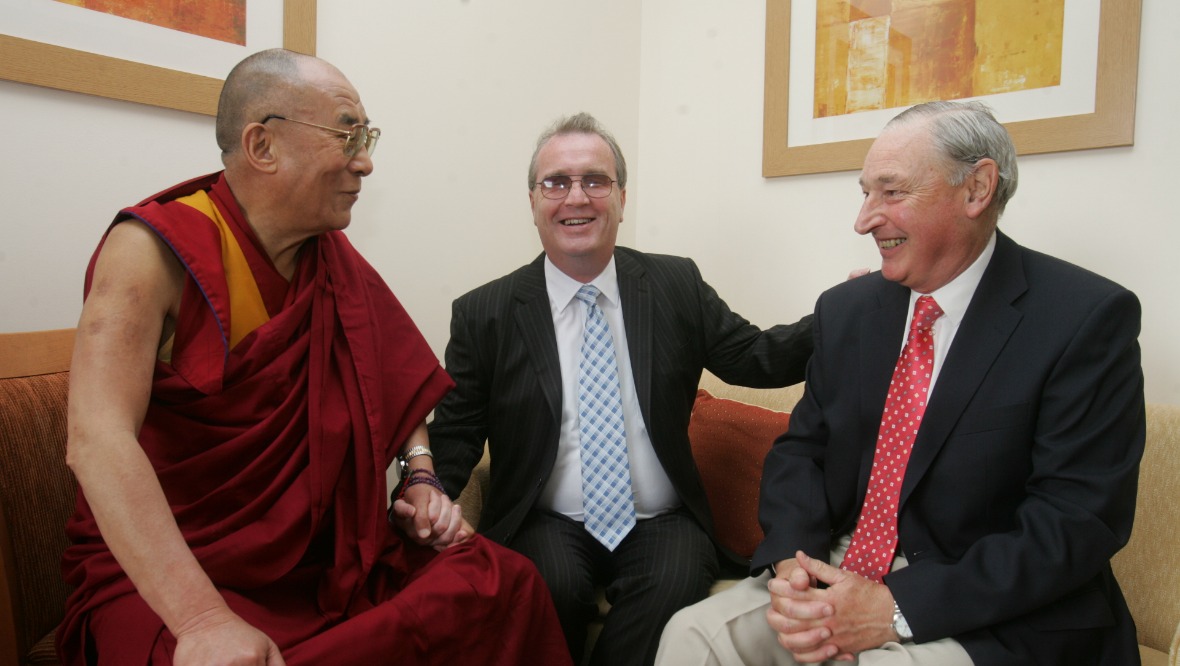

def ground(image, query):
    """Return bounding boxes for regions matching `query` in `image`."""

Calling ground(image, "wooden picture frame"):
[762,0,1141,177]
[0,0,317,117]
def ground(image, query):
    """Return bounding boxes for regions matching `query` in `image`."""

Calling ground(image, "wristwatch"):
[397,446,432,479]
[891,600,914,643]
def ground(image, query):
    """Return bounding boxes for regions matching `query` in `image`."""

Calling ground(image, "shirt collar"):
[916,230,997,325]
[545,255,620,315]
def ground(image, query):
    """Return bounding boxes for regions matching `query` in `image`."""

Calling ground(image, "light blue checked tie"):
[575,284,636,551]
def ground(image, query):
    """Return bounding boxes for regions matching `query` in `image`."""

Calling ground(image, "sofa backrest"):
[697,372,804,412]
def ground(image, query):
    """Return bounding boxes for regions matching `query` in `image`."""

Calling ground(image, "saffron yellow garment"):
[177,190,270,348]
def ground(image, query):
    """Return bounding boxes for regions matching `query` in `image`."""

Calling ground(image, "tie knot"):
[575,284,601,307]
[912,295,944,331]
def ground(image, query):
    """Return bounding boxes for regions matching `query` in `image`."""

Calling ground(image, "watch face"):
[892,604,913,641]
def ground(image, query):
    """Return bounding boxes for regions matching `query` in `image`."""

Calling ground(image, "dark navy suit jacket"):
[756,231,1144,665]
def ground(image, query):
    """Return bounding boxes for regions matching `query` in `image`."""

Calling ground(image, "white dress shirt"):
[537,256,680,520]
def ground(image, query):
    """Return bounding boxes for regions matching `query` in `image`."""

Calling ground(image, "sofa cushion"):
[689,389,791,560]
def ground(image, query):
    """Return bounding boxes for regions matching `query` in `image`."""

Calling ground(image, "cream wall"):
[0,1,642,356]
[317,2,641,351]
[1,1,1176,405]
[634,1,1179,405]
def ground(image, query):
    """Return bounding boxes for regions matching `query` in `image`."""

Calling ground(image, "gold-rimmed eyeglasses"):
[261,114,380,157]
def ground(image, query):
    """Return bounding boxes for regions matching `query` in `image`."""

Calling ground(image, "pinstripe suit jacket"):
[431,247,812,561]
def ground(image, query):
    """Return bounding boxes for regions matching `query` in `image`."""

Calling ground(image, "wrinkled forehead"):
[297,59,370,125]
[860,125,936,185]
[536,133,617,176]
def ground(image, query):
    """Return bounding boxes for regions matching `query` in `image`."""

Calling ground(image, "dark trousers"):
[510,508,719,666]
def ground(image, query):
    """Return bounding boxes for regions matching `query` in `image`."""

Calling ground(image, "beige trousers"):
[655,541,974,666]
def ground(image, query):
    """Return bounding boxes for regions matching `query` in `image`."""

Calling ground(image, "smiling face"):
[273,59,374,234]
[530,132,626,283]
[854,120,994,293]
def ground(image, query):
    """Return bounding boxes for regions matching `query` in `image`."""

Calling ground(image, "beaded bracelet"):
[396,468,445,500]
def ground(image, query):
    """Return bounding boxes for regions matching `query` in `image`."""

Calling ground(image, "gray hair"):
[527,112,628,191]
[887,100,1019,216]
[215,48,305,157]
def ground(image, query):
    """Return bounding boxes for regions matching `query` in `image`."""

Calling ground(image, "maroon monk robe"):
[59,173,570,665]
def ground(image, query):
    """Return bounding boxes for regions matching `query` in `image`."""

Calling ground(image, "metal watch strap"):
[891,600,913,642]
[401,445,433,462]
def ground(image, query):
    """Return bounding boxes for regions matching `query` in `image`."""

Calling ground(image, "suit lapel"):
[902,232,1028,501]
[859,282,911,485]
[616,251,653,424]
[512,256,564,424]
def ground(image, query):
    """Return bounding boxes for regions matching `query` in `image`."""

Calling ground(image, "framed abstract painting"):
[0,0,317,116]
[763,0,1141,177]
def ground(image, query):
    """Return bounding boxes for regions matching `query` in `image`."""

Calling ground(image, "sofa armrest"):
[1170,620,1179,666]
[455,446,491,531]
[1112,403,1180,659]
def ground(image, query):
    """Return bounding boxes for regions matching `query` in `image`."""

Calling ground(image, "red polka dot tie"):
[840,295,943,582]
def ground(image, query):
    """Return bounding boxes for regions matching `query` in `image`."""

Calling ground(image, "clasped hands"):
[390,482,474,551]
[766,551,899,663]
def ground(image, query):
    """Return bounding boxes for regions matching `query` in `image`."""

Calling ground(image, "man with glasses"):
[58,49,569,665]
[430,112,815,666]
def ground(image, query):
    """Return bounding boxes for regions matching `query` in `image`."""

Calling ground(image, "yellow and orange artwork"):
[52,0,246,46]
[814,0,1064,118]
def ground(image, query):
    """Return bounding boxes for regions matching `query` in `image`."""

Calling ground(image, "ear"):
[241,123,279,174]
[964,159,998,219]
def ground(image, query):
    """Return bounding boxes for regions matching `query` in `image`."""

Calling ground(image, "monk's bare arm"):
[66,221,283,664]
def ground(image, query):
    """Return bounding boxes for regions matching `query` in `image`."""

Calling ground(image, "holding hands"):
[390,477,474,550]
[389,426,475,550]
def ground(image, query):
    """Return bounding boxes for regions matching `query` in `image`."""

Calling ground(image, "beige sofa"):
[456,373,1180,665]
[1,330,1175,665]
